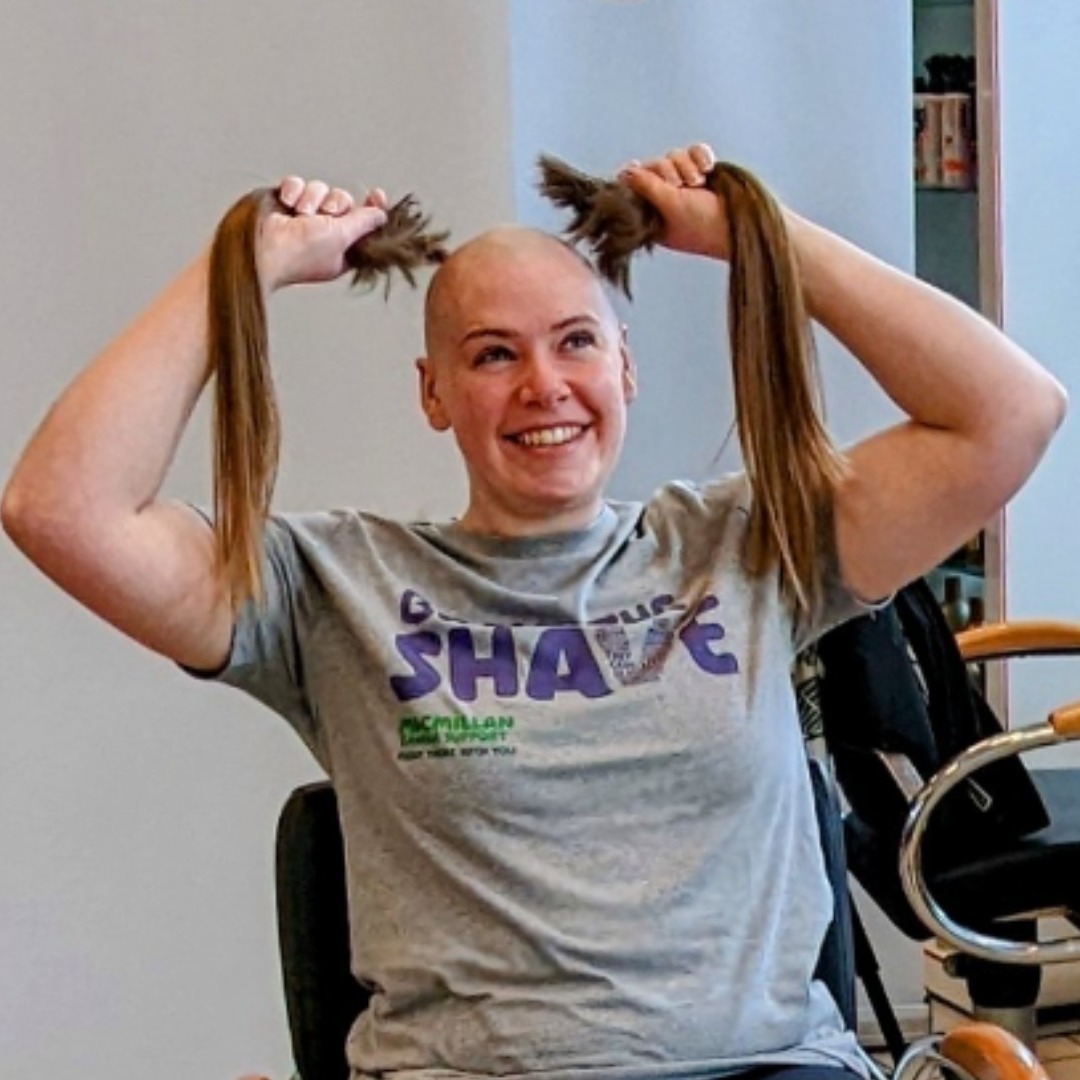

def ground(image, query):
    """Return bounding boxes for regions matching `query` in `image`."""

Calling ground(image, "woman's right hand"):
[619,144,734,262]
[257,177,389,292]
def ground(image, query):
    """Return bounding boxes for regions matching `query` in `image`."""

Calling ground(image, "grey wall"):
[0,3,512,1078]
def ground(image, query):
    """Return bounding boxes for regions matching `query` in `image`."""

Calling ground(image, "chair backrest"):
[276,782,369,1080]
[274,766,858,1080]
[808,756,858,1030]
[812,577,1050,938]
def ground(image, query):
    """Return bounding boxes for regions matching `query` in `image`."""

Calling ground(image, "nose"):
[517,351,570,407]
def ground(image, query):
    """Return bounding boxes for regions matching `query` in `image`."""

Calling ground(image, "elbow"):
[2,473,44,560]
[2,469,72,568]
[986,373,1069,496]
[1049,375,1069,432]
[2,476,28,547]
[1030,372,1069,456]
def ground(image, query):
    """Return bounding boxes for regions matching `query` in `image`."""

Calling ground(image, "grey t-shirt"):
[205,474,875,1080]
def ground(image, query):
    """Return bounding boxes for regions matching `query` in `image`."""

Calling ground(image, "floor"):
[1036,1035,1080,1080]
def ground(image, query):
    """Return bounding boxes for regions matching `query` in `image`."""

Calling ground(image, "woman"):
[2,144,1066,1080]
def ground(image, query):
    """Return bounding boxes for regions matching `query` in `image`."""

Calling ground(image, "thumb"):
[337,203,390,249]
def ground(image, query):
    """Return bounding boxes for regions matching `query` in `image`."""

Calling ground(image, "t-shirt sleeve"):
[180,515,326,766]
[790,490,890,654]
[681,474,887,654]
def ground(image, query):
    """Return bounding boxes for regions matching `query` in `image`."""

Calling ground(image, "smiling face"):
[418,227,636,537]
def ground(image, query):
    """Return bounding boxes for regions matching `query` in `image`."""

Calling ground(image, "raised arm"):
[785,213,1065,601]
[1,180,389,671]
[622,145,1067,602]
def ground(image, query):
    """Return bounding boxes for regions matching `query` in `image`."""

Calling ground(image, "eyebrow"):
[458,314,601,347]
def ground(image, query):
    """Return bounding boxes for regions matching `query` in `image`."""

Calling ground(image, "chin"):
[521,488,601,522]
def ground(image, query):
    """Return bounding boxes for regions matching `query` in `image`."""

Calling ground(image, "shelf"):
[916,184,978,194]
[939,551,984,579]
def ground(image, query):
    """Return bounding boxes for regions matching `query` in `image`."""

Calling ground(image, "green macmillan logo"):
[398,714,516,761]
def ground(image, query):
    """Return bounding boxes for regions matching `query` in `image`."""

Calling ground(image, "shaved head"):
[422,227,612,359]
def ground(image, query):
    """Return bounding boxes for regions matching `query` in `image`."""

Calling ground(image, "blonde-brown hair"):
[206,188,448,611]
[537,154,848,623]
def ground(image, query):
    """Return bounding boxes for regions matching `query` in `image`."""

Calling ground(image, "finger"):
[669,148,706,187]
[619,164,679,214]
[363,187,389,211]
[639,155,683,187]
[322,187,355,216]
[689,142,716,173]
[276,175,305,209]
[295,179,330,216]
[295,179,330,215]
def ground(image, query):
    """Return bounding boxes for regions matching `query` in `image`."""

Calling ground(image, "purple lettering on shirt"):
[679,595,739,676]
[448,627,519,701]
[593,622,670,685]
[390,631,443,701]
[400,589,435,626]
[525,627,612,700]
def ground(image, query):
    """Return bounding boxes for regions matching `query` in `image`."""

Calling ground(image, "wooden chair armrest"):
[894,1023,1048,1080]
[1051,699,1080,737]
[957,620,1080,662]
[939,1023,1048,1080]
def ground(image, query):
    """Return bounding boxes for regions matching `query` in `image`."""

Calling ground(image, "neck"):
[457,497,605,539]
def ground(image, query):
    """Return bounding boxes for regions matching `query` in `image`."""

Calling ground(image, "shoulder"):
[636,474,751,554]
[266,507,442,562]
[644,473,750,518]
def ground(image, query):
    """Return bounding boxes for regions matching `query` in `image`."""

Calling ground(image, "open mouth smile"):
[507,424,588,448]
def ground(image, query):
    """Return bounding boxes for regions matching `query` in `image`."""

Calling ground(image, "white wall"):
[508,0,925,1020]
[509,0,913,497]
[997,1,1080,754]
[0,3,512,1078]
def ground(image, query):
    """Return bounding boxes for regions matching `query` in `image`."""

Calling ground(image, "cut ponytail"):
[206,188,448,610]
[537,154,848,623]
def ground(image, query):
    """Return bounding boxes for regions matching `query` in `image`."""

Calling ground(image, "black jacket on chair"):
[815,578,1049,938]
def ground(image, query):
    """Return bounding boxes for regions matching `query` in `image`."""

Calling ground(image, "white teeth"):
[516,425,582,447]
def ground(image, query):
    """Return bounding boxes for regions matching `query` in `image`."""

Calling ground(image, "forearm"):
[786,211,1067,448]
[3,251,213,531]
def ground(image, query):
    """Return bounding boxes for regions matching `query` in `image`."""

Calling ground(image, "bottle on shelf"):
[914,79,944,186]
[913,53,977,191]
[941,574,972,632]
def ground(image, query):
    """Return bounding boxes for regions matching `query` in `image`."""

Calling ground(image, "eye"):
[562,328,598,352]
[472,344,515,367]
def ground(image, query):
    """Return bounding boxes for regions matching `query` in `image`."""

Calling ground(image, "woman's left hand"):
[618,143,733,261]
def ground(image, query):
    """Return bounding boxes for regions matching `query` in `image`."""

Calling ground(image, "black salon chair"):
[901,621,1080,1044]
[273,761,1044,1080]
[812,579,1080,1053]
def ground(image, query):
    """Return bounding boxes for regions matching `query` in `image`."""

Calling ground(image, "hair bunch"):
[538,153,848,623]
[207,188,449,610]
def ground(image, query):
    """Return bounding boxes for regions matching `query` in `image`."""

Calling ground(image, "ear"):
[416,356,451,431]
[619,324,638,404]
